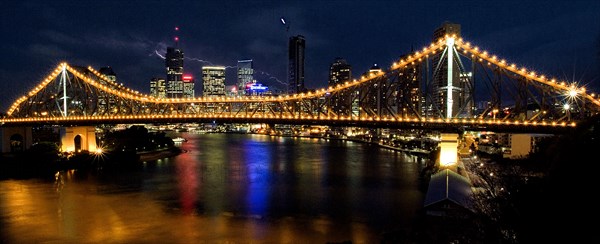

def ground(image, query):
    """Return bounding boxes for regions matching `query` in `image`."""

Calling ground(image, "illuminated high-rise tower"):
[328,58,351,86]
[150,77,166,98]
[365,64,384,115]
[288,35,305,94]
[166,47,184,98]
[237,59,254,96]
[98,66,117,111]
[328,58,352,115]
[183,74,195,98]
[396,53,421,117]
[202,66,226,97]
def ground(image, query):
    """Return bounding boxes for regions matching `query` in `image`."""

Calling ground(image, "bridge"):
[1,35,600,154]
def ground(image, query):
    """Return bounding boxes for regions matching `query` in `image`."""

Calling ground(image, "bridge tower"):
[0,127,33,153]
[60,126,98,153]
[427,22,474,119]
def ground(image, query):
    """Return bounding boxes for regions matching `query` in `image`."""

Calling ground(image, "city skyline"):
[1,0,599,112]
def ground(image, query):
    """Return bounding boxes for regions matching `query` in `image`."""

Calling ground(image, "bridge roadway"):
[0,114,577,134]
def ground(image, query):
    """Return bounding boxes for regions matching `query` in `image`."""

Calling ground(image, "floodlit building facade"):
[202,66,226,96]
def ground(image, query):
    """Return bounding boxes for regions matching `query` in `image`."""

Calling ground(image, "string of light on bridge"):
[0,113,577,128]
[452,38,599,107]
[5,35,600,124]
[7,62,394,114]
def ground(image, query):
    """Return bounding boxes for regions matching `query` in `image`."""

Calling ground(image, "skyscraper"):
[328,58,352,115]
[183,75,195,98]
[365,64,384,115]
[166,47,184,98]
[395,53,421,117]
[150,77,166,98]
[288,35,305,94]
[98,66,117,112]
[202,66,226,97]
[237,59,254,96]
[431,22,463,118]
[329,58,351,86]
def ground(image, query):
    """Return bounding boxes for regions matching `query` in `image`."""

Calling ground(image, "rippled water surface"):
[0,133,427,243]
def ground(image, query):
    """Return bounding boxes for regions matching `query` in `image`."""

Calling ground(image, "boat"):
[172,137,187,142]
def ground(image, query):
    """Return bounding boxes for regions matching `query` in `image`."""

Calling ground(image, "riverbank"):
[184,130,437,158]
[250,132,437,159]
[0,146,182,179]
[137,147,183,162]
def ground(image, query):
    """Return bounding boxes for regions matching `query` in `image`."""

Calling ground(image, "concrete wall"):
[508,134,553,159]
[510,134,532,159]
[60,126,98,152]
[0,127,33,153]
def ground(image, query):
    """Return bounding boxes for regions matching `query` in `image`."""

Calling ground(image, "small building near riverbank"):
[504,133,553,159]
[424,169,473,217]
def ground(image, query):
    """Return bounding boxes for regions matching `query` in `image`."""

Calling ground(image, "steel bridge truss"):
[5,36,600,125]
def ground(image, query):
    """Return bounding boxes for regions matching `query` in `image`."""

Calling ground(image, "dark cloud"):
[247,39,280,57]
[87,34,137,50]
[39,30,81,45]
[28,43,70,58]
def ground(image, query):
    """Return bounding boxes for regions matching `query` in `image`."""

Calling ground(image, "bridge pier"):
[438,133,459,168]
[0,127,33,153]
[60,126,98,153]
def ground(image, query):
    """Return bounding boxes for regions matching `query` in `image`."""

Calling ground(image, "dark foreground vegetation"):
[0,126,180,179]
[514,115,600,243]
[394,115,600,243]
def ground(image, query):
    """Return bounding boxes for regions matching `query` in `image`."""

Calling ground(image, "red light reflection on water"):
[175,141,198,215]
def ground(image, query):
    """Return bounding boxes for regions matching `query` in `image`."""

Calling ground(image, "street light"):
[563,103,571,121]
[492,108,499,120]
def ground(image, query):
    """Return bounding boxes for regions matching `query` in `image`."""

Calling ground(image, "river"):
[0,133,429,243]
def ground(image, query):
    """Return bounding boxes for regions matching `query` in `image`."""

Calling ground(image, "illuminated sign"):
[249,83,268,91]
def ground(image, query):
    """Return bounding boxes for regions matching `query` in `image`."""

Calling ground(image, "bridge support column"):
[446,37,455,118]
[439,133,459,168]
[0,127,33,153]
[60,126,98,153]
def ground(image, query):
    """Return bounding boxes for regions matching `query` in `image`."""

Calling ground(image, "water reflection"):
[244,139,271,218]
[175,147,198,215]
[0,133,427,243]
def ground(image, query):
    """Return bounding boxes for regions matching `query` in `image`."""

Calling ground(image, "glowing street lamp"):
[563,103,571,121]
[492,108,499,120]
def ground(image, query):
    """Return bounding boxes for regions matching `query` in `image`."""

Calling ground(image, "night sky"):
[1,0,599,112]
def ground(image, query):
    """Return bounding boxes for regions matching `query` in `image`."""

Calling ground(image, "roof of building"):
[424,169,472,209]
